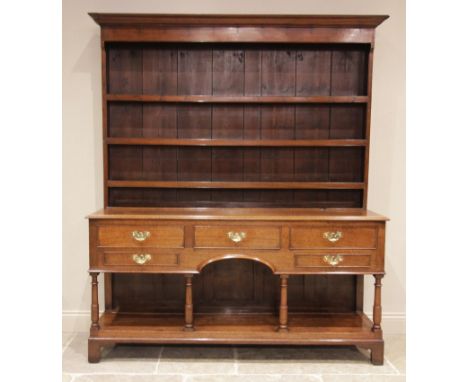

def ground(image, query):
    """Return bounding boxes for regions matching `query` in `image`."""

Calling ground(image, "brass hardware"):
[323,231,343,243]
[132,230,151,242]
[132,253,152,265]
[227,231,247,243]
[323,255,344,266]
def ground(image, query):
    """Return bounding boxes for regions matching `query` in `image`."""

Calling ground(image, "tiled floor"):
[63,333,405,382]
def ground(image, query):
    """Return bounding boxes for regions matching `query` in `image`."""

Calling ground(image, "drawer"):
[290,226,377,249]
[194,225,281,249]
[97,224,184,248]
[294,253,371,268]
[102,250,179,267]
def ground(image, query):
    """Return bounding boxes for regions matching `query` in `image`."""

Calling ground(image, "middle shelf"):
[106,138,367,147]
[107,180,365,190]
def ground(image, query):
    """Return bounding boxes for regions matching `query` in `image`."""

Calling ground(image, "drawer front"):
[290,226,377,249]
[102,250,179,267]
[97,224,184,248]
[194,226,281,249]
[294,253,371,268]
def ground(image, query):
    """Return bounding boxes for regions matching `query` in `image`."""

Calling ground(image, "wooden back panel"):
[112,260,357,314]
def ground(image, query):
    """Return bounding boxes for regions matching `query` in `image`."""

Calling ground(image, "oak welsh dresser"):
[87,13,389,364]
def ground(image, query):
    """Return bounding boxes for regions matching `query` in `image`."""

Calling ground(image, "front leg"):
[89,272,101,363]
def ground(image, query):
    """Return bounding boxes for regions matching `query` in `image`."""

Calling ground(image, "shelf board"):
[94,311,380,344]
[107,180,365,190]
[106,138,368,147]
[106,94,369,104]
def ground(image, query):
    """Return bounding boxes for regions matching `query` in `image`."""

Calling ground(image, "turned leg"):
[184,274,194,331]
[372,274,383,332]
[278,275,289,332]
[88,272,101,363]
[90,272,100,333]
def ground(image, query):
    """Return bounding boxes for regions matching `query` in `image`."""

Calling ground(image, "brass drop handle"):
[323,255,344,267]
[132,230,151,242]
[227,231,246,243]
[323,231,343,243]
[132,254,152,265]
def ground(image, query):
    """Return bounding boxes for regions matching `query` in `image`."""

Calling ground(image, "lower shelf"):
[93,311,381,345]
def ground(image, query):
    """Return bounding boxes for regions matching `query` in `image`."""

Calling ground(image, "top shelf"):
[106,95,369,104]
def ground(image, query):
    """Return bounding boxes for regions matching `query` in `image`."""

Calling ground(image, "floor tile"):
[236,345,397,375]
[63,332,75,350]
[322,376,405,382]
[73,376,184,382]
[186,375,321,382]
[158,345,235,374]
[384,334,406,374]
[62,374,73,382]
[62,334,161,374]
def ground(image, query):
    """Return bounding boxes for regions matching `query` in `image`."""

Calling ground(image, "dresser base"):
[88,311,384,365]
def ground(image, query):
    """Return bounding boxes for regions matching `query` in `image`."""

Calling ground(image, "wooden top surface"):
[87,208,388,221]
[89,13,389,28]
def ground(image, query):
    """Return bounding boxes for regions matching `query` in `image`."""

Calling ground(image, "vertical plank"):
[108,146,142,180]
[293,190,329,207]
[101,40,109,207]
[107,46,142,94]
[141,147,177,181]
[328,147,364,182]
[108,103,142,137]
[212,106,243,139]
[213,49,245,95]
[108,188,144,207]
[363,46,375,208]
[244,49,261,95]
[327,190,363,208]
[243,106,261,139]
[177,48,213,95]
[261,105,295,139]
[142,104,177,138]
[296,50,331,95]
[261,148,294,181]
[243,148,261,181]
[294,148,329,181]
[177,105,212,138]
[329,105,366,139]
[261,49,296,95]
[331,48,368,95]
[212,260,255,302]
[212,148,244,181]
[142,47,178,94]
[295,105,330,139]
[177,147,211,181]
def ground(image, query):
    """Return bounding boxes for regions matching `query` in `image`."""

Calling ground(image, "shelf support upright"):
[278,275,289,332]
[372,274,383,332]
[184,274,194,331]
[88,272,101,363]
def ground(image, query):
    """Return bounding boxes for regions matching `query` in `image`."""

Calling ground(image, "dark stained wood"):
[142,47,178,95]
[106,138,368,147]
[107,180,366,189]
[88,13,388,365]
[106,94,369,103]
